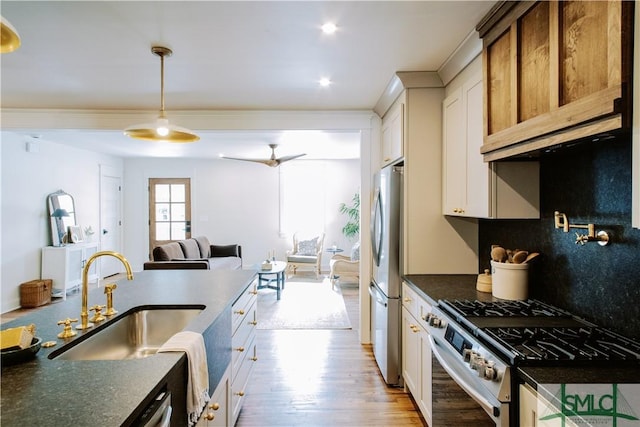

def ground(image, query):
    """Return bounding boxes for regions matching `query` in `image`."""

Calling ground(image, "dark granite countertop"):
[402,274,490,305]
[1,269,256,426]
[402,275,640,387]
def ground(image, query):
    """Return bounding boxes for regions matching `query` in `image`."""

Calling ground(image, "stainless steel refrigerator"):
[369,163,403,386]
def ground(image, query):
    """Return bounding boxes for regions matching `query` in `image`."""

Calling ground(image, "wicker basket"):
[20,279,52,308]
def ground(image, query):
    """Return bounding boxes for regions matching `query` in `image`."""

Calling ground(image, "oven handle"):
[429,334,500,419]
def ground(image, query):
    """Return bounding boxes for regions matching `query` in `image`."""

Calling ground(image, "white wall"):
[0,132,123,313]
[122,157,360,271]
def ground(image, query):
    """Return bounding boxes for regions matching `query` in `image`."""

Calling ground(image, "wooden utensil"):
[490,246,507,263]
[523,252,540,263]
[512,251,529,264]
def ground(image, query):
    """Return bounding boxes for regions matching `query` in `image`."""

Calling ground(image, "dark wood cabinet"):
[477,0,634,161]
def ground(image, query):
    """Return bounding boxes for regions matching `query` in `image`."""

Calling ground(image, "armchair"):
[329,250,360,290]
[286,232,325,278]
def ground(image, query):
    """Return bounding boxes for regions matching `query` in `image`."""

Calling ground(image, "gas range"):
[481,325,640,365]
[438,298,640,367]
[421,297,640,427]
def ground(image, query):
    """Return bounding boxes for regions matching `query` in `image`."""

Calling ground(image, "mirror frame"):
[48,190,77,246]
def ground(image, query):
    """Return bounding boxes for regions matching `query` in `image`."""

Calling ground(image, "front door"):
[148,178,191,258]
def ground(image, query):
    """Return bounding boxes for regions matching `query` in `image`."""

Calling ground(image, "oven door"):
[429,334,510,427]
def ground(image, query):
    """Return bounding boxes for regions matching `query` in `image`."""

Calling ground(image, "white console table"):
[42,242,100,300]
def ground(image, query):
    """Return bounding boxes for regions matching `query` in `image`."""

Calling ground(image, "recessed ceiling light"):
[319,78,332,87]
[321,22,337,34]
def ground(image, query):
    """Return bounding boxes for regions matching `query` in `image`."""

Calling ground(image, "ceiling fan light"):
[1,16,21,54]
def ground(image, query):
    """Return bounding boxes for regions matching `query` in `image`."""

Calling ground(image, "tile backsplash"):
[479,135,640,340]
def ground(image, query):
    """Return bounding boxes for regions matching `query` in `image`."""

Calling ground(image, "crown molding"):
[373,71,443,117]
[0,108,377,132]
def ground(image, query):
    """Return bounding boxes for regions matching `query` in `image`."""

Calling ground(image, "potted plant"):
[339,192,360,240]
[339,193,360,260]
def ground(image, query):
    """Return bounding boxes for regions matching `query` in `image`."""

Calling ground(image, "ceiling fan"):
[221,144,306,167]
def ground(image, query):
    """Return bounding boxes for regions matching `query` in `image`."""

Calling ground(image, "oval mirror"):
[48,190,77,246]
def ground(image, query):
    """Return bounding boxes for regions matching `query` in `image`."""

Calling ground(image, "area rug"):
[257,279,352,330]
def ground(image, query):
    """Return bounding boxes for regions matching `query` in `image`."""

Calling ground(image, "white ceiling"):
[1,1,495,160]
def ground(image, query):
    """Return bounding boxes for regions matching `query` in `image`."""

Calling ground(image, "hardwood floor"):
[236,282,426,427]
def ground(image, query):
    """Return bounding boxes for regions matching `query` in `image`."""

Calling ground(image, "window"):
[149,178,191,253]
[280,162,327,236]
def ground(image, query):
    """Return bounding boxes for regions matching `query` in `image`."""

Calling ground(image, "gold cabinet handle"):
[209,402,220,411]
[235,391,245,397]
[205,412,215,421]
[249,320,258,326]
[250,356,258,362]
[234,309,245,315]
[235,346,245,352]
[249,290,258,295]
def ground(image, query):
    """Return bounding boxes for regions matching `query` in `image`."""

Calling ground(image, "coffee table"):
[257,261,287,300]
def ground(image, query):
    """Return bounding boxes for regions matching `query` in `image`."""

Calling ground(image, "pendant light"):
[125,46,199,143]
[1,16,21,53]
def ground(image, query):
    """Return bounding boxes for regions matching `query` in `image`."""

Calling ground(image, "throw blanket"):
[158,331,209,426]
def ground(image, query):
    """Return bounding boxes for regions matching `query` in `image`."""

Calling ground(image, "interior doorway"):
[100,165,123,277]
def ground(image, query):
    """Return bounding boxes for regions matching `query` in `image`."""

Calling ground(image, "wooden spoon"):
[523,252,540,263]
[512,251,529,264]
[490,246,507,263]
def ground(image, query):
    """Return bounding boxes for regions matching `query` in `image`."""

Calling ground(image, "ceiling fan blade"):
[220,156,275,166]
[275,153,307,164]
[221,146,305,167]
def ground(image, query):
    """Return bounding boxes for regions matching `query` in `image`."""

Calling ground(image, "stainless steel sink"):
[51,306,204,361]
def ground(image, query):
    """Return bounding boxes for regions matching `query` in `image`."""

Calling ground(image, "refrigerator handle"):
[370,187,382,266]
[368,283,387,307]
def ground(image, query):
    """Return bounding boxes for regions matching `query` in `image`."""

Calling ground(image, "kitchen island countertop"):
[1,268,256,426]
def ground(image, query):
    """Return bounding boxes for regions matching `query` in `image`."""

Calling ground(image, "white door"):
[100,165,122,278]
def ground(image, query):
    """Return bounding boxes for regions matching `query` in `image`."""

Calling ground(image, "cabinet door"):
[519,383,539,427]
[381,101,403,166]
[401,307,420,396]
[196,368,229,427]
[419,330,432,426]
[83,243,100,280]
[463,75,490,218]
[442,87,466,215]
[66,246,85,286]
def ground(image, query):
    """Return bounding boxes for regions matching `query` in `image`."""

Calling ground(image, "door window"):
[149,178,191,255]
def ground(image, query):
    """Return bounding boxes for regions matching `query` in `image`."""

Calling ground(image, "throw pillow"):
[350,242,360,261]
[297,237,318,256]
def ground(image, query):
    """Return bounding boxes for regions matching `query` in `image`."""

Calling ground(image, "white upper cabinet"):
[442,69,540,219]
[381,100,403,167]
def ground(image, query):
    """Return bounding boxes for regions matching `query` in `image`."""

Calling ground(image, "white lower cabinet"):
[401,282,433,425]
[196,365,230,427]
[230,280,258,425]
[41,242,100,299]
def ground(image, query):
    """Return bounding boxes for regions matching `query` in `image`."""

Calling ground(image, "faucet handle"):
[57,318,78,339]
[89,305,107,323]
[104,283,118,316]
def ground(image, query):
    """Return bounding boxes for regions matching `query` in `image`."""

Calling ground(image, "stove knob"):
[469,353,484,370]
[462,348,473,362]
[483,363,497,381]
[428,315,438,326]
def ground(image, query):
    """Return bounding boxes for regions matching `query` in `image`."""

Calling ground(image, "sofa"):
[143,236,242,270]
